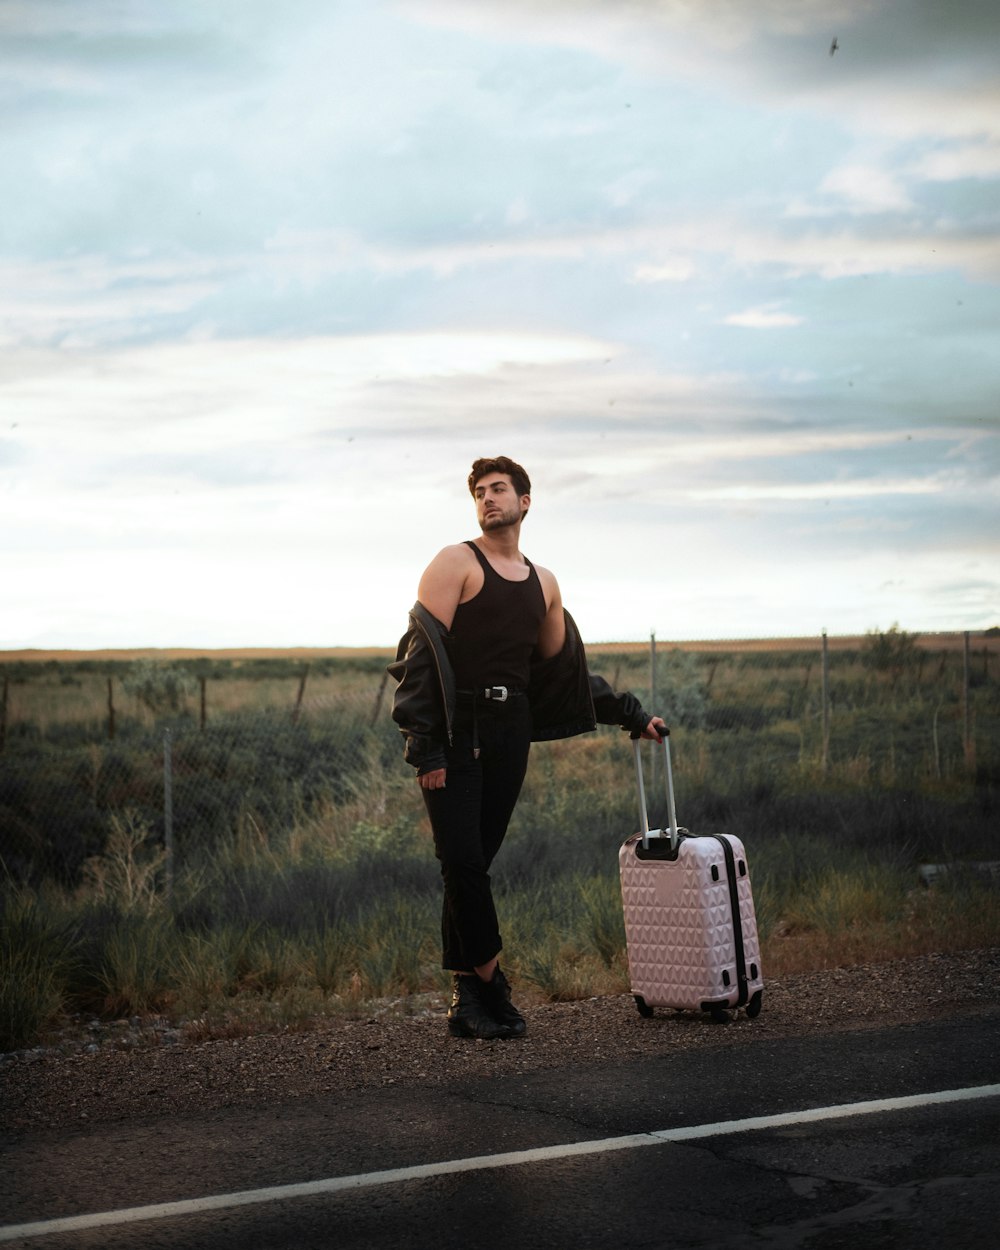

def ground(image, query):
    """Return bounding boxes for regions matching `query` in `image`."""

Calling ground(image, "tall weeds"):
[2,666,998,1048]
[0,891,79,1051]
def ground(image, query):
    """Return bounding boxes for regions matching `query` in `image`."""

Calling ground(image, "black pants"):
[421,697,532,971]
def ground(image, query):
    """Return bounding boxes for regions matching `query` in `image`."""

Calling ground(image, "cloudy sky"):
[2,0,998,649]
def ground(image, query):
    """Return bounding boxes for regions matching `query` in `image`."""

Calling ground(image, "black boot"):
[479,964,527,1037]
[447,974,511,1040]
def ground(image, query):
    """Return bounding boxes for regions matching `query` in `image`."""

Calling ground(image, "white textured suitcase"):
[619,733,764,1021]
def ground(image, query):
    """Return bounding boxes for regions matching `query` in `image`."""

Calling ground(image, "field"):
[1,627,985,662]
[1,629,997,1053]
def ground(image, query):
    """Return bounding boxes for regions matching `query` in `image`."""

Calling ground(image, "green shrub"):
[863,624,920,672]
[122,661,197,715]
[0,891,81,1049]
[784,863,911,935]
[82,809,165,910]
[93,913,174,1016]
[578,874,626,968]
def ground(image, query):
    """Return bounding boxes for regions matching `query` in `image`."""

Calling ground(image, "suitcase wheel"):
[634,995,654,1019]
[710,1006,731,1024]
[746,990,763,1019]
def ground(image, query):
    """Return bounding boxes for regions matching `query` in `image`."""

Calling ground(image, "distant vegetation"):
[862,623,921,672]
[1,635,997,1052]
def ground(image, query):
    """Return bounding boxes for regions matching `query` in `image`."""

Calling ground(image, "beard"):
[479,503,524,532]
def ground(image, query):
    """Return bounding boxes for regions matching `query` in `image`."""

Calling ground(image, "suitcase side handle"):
[631,732,680,851]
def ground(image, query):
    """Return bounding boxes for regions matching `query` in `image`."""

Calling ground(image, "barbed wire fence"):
[0,631,995,891]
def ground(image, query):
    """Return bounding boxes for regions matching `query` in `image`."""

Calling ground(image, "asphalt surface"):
[3,1012,999,1249]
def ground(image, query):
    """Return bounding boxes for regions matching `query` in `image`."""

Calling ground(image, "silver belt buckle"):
[485,685,508,702]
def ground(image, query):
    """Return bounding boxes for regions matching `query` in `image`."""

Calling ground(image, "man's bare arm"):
[416,545,473,632]
[534,565,566,660]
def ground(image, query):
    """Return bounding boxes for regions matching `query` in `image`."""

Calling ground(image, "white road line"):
[3,1083,998,1242]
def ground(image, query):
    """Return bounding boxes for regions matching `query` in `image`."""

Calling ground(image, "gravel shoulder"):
[3,948,998,1135]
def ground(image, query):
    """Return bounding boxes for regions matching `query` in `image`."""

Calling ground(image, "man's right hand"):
[418,768,447,790]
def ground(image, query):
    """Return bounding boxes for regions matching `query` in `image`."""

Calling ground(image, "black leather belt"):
[457,685,526,703]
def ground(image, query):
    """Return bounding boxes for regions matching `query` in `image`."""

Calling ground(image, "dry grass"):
[1,666,386,731]
[3,631,996,666]
[3,631,996,1052]
[0,646,394,664]
[761,884,1000,978]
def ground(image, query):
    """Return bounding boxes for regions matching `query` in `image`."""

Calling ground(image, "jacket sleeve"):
[589,674,651,735]
[387,621,448,775]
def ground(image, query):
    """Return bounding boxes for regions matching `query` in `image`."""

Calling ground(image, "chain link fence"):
[1,632,996,889]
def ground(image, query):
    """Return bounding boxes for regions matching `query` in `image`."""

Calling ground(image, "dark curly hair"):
[467,456,531,499]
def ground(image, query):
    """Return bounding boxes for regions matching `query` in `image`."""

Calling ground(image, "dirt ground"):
[3,949,997,1134]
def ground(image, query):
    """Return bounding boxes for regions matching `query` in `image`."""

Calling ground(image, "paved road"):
[4,1013,999,1248]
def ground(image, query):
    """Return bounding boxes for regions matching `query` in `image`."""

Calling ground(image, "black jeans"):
[421,697,532,971]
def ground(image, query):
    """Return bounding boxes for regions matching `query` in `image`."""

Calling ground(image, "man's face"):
[473,473,529,532]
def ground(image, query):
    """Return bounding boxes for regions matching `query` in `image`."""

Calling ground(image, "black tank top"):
[448,541,547,690]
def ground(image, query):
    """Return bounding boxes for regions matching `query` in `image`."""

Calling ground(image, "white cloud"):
[604,168,658,208]
[632,259,697,283]
[266,217,1000,284]
[724,224,1000,281]
[723,307,804,329]
[0,254,238,347]
[2,202,996,355]
[912,141,1000,183]
[0,330,623,452]
[818,164,913,215]
[687,476,951,502]
[505,197,531,225]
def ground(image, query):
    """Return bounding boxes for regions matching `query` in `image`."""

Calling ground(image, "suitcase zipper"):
[710,835,749,1008]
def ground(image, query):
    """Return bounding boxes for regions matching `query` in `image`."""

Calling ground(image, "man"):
[389,456,666,1040]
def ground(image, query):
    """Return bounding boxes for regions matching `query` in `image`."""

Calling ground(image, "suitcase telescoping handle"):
[631,730,680,851]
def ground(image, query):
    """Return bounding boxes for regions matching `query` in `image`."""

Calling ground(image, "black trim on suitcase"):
[634,837,682,861]
[709,835,749,1009]
[720,835,750,1010]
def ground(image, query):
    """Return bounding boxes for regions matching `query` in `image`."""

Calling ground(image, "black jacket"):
[388,601,651,774]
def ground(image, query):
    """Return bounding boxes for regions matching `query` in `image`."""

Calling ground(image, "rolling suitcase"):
[619,732,764,1021]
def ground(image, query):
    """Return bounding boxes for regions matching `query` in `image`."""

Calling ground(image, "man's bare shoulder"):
[417,543,479,628]
[531,561,563,611]
[531,560,559,588]
[423,542,477,573]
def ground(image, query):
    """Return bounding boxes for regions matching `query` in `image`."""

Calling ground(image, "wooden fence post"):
[821,630,830,772]
[107,678,115,740]
[0,673,7,754]
[292,665,309,724]
[648,632,659,794]
[163,729,174,903]
[200,675,207,730]
[370,670,389,726]
[963,631,974,771]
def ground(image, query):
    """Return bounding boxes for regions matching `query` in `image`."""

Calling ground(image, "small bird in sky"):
[830,36,839,56]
